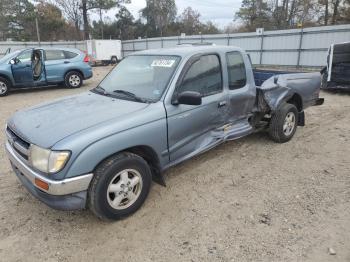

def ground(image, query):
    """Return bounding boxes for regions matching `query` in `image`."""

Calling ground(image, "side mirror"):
[9,59,16,65]
[175,91,202,106]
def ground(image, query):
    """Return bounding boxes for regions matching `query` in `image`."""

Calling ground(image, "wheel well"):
[287,93,303,112]
[94,146,164,185]
[65,69,84,79]
[125,145,161,174]
[0,74,12,86]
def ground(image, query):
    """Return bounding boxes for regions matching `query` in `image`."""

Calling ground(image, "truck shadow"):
[163,131,271,181]
[10,131,273,224]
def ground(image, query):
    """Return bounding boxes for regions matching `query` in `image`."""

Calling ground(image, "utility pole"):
[99,9,104,39]
[35,17,41,45]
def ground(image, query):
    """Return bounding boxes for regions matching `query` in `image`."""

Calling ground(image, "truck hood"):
[7,92,149,148]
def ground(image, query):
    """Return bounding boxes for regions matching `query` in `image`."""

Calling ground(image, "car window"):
[45,50,65,61]
[0,50,20,64]
[64,51,78,59]
[177,54,222,97]
[16,50,32,63]
[226,52,247,90]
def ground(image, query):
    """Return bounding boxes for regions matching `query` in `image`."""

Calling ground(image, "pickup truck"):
[5,45,324,220]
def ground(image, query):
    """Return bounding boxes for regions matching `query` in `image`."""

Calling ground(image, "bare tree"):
[55,0,82,39]
[331,0,341,23]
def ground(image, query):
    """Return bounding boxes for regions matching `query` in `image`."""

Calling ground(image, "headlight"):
[29,145,70,173]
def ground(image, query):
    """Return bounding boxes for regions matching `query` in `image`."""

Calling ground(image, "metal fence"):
[122,24,350,68]
[0,24,349,67]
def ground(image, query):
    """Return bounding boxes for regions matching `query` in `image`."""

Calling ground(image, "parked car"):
[0,47,93,96]
[5,45,324,220]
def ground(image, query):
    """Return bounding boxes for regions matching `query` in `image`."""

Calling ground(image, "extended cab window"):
[226,52,247,90]
[178,54,222,97]
[45,50,65,61]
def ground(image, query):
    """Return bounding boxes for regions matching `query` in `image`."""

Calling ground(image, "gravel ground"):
[0,66,349,262]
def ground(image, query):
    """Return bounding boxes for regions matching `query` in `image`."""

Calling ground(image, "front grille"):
[6,126,30,161]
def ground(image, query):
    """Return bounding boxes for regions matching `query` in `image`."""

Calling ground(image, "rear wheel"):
[88,152,152,220]
[0,77,10,97]
[269,103,298,143]
[64,71,83,88]
[110,56,118,64]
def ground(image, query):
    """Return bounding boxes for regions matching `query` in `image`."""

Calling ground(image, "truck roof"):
[132,45,244,57]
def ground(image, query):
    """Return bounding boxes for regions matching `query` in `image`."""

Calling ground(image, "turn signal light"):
[35,178,49,191]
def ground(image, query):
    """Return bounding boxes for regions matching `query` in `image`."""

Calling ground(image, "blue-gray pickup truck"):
[5,45,324,220]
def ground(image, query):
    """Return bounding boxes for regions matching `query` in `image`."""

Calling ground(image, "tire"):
[0,77,10,97]
[64,71,83,88]
[269,103,299,143]
[110,56,118,64]
[88,152,152,220]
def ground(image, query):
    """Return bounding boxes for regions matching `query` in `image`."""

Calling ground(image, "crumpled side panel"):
[257,72,321,111]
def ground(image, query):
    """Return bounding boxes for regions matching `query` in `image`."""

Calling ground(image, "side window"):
[16,50,32,63]
[177,54,222,97]
[64,51,78,59]
[226,52,247,90]
[45,50,65,61]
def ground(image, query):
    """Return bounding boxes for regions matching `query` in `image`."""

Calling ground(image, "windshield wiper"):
[112,89,148,103]
[91,85,108,95]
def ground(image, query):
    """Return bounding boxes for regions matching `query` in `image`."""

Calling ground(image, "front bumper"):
[5,141,93,210]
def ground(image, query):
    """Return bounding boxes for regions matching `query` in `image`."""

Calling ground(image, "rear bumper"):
[84,69,93,80]
[322,84,350,90]
[5,141,93,210]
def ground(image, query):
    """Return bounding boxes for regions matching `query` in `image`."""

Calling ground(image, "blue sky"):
[100,0,242,29]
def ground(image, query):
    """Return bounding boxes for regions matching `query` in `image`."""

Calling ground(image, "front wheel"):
[88,152,152,220]
[269,103,299,143]
[64,71,83,88]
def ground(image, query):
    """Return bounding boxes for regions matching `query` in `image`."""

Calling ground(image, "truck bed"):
[254,69,322,112]
[253,69,300,86]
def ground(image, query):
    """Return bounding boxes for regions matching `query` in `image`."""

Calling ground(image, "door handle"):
[25,64,31,67]
[218,101,227,108]
[64,61,70,64]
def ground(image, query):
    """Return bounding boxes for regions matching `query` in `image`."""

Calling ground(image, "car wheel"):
[269,103,299,143]
[0,77,10,97]
[88,152,152,220]
[64,71,83,88]
[110,56,118,64]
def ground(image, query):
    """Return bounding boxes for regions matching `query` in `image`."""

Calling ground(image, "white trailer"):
[86,40,122,65]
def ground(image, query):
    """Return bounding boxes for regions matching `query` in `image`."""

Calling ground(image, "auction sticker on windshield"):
[151,59,176,68]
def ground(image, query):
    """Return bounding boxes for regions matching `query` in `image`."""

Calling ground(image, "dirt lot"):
[0,66,349,262]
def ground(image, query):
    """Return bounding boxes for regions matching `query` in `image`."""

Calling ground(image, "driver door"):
[165,54,229,163]
[11,49,34,87]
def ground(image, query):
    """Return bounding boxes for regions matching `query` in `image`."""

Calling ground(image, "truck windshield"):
[95,55,181,102]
